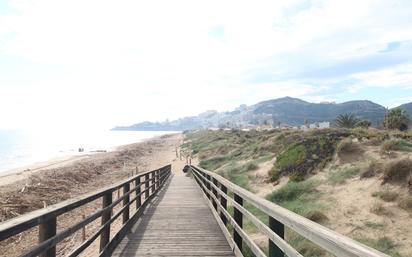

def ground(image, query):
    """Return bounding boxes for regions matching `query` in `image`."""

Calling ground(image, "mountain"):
[112,97,412,131]
[397,102,412,116]
[252,97,386,125]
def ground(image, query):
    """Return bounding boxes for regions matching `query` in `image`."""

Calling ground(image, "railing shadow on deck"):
[0,165,172,257]
[188,165,391,257]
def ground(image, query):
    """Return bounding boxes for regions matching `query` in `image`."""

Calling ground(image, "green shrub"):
[356,120,372,128]
[288,231,327,257]
[328,166,360,185]
[397,140,412,152]
[356,236,402,257]
[267,181,318,203]
[364,221,385,230]
[381,139,401,152]
[372,190,398,202]
[199,155,229,170]
[335,113,360,128]
[244,162,258,171]
[380,139,412,152]
[267,180,328,221]
[270,130,347,181]
[276,144,307,171]
[289,171,305,182]
[384,108,409,131]
[270,167,280,182]
[225,165,251,190]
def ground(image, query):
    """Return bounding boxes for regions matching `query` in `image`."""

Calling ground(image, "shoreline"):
[0,132,180,188]
[0,132,184,257]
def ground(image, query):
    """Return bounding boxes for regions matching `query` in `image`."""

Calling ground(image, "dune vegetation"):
[182,127,412,257]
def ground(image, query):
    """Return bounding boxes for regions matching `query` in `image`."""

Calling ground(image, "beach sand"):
[0,133,185,257]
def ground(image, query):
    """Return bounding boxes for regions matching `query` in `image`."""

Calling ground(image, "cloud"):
[0,0,411,129]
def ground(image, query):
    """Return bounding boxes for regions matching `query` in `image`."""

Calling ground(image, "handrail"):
[0,164,172,257]
[189,165,390,257]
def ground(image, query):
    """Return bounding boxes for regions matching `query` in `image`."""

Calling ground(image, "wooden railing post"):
[220,184,227,225]
[100,192,112,252]
[206,174,211,199]
[122,183,130,224]
[212,178,218,210]
[156,170,160,189]
[38,217,56,257]
[151,171,155,194]
[234,193,243,252]
[269,217,284,257]
[145,173,150,201]
[135,176,141,210]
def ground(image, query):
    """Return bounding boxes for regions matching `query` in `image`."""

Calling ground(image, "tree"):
[356,120,372,128]
[384,108,410,131]
[335,113,360,128]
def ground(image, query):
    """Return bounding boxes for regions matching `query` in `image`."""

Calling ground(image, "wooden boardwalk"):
[112,174,235,257]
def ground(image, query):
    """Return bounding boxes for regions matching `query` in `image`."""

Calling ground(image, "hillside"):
[398,102,412,115]
[113,97,411,131]
[252,97,386,125]
[182,129,412,257]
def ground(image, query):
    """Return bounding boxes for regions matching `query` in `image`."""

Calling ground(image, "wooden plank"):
[112,175,235,257]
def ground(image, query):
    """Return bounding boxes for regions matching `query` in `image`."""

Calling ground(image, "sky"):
[0,0,411,130]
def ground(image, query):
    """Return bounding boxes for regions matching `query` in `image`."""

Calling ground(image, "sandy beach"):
[0,132,184,257]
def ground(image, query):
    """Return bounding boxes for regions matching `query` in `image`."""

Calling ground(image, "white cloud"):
[0,0,411,130]
[350,64,412,88]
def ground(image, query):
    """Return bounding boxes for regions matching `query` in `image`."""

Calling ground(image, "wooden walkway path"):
[112,175,235,257]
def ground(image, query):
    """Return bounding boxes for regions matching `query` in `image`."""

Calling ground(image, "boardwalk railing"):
[189,165,390,257]
[0,165,171,257]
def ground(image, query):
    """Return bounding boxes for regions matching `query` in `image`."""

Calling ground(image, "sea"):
[0,130,176,173]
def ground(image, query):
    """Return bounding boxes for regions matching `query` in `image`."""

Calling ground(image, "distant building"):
[309,123,317,129]
[318,122,330,129]
[298,121,330,131]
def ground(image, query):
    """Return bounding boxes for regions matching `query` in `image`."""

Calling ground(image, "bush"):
[328,166,360,185]
[356,236,401,257]
[360,161,382,178]
[244,162,258,171]
[270,167,281,182]
[335,113,360,128]
[288,232,327,257]
[225,165,251,190]
[370,202,392,216]
[381,139,401,152]
[356,120,372,128]
[289,171,306,182]
[199,155,229,170]
[337,138,352,154]
[381,139,412,153]
[337,138,362,157]
[382,158,412,184]
[384,108,410,131]
[270,130,347,181]
[305,210,329,223]
[267,180,318,203]
[397,140,412,152]
[267,181,328,223]
[398,197,412,211]
[371,190,398,202]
